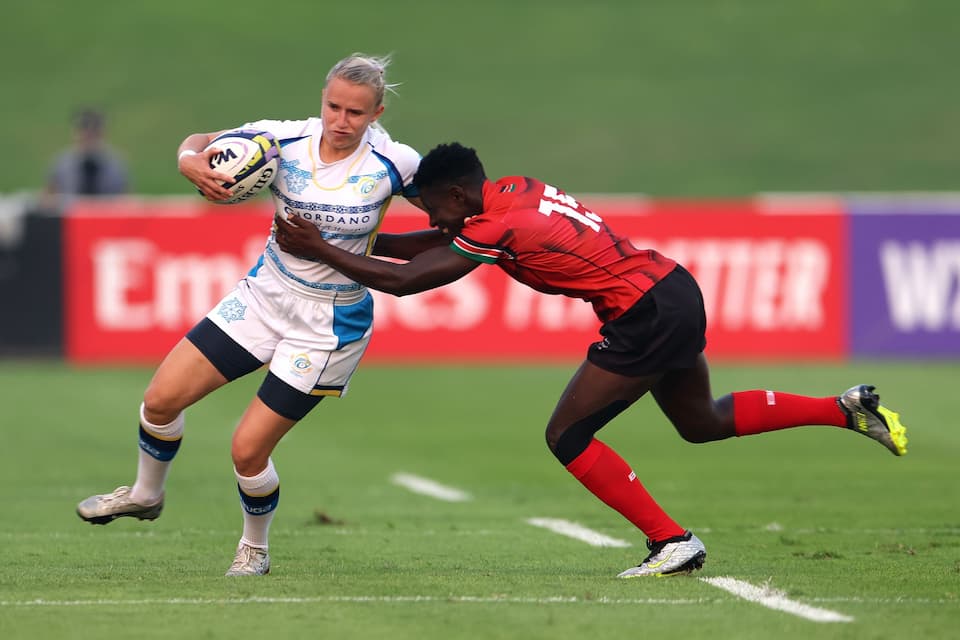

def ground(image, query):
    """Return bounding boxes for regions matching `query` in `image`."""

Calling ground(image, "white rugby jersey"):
[240,118,420,296]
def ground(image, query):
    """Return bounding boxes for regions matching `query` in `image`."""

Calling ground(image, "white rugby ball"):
[204,130,280,204]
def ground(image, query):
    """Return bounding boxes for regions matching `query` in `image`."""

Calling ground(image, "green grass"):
[1,360,958,639]
[5,1,960,195]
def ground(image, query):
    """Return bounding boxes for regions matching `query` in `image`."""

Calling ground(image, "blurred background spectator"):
[44,108,129,203]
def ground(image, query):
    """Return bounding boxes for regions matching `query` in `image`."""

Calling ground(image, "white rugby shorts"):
[205,260,373,397]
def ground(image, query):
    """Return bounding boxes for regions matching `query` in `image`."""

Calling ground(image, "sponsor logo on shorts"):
[290,353,313,376]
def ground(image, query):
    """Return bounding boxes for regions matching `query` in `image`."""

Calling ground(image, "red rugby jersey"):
[452,176,677,322]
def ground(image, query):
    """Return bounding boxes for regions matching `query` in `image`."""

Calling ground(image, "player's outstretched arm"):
[275,213,478,296]
[373,230,449,260]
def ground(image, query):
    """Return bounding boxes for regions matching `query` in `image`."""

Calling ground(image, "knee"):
[674,425,716,444]
[547,422,592,466]
[231,432,270,477]
[231,442,268,477]
[544,423,564,456]
[142,382,186,425]
[671,413,734,443]
[669,395,735,444]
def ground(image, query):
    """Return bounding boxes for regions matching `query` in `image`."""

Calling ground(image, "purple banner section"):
[849,201,960,357]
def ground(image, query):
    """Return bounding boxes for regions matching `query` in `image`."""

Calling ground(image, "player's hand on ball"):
[179,148,236,202]
[274,213,324,257]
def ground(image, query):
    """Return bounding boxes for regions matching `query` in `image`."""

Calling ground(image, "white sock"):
[129,403,184,505]
[236,458,280,549]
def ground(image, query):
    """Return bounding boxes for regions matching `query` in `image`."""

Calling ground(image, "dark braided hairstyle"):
[412,142,487,191]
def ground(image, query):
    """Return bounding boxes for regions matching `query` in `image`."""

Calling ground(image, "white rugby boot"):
[76,486,164,524]
[225,543,271,577]
[617,531,706,578]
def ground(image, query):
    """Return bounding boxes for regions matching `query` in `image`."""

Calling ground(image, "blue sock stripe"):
[238,485,280,515]
[138,425,182,462]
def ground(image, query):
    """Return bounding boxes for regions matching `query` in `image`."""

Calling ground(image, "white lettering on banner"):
[92,238,262,331]
[633,238,829,331]
[503,281,597,331]
[93,240,155,330]
[881,240,960,330]
[372,272,599,333]
[372,270,488,330]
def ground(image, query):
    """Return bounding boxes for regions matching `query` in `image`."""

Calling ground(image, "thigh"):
[144,337,231,420]
[547,359,661,436]
[651,353,733,435]
[231,395,298,474]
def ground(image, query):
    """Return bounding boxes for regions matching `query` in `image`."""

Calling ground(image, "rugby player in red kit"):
[274,142,907,577]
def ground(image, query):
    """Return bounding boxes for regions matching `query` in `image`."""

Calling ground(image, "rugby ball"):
[204,130,280,204]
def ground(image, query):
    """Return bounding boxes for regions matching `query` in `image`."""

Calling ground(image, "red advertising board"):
[64,196,846,364]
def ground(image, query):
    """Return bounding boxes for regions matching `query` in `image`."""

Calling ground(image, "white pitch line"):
[390,472,471,502]
[0,595,711,608]
[1,592,948,610]
[526,518,632,548]
[700,577,853,623]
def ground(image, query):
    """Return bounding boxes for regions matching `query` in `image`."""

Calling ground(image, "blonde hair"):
[325,53,399,107]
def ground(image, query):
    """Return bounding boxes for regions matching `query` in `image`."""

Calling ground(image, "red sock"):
[733,390,848,436]
[565,439,685,542]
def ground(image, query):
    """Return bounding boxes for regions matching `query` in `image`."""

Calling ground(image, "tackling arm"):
[372,229,449,260]
[274,213,480,296]
[371,194,448,260]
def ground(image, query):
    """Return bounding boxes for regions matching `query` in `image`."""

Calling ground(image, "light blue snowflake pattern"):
[218,298,247,323]
[280,158,311,194]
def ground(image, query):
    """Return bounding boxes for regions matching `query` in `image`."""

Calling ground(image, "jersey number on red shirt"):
[537,185,603,232]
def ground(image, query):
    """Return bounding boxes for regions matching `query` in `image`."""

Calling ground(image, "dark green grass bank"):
[4,1,959,196]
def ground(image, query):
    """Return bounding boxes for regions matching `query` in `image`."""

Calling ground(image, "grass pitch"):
[1,360,958,639]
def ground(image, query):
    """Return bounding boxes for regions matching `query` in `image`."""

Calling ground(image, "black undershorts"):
[586,264,707,376]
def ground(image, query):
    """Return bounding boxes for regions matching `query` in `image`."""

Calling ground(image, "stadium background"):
[3,0,960,362]
[2,2,959,639]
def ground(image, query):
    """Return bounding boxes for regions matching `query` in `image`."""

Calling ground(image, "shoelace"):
[231,546,265,569]
[102,487,131,503]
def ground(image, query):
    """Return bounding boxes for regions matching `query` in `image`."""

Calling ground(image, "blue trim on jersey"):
[320,230,368,240]
[247,253,265,277]
[265,245,363,291]
[346,170,389,184]
[271,189,387,215]
[370,148,406,196]
[370,148,418,197]
[333,291,373,349]
[279,136,308,148]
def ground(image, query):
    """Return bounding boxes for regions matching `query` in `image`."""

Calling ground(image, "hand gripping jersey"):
[242,118,420,296]
[452,177,677,322]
